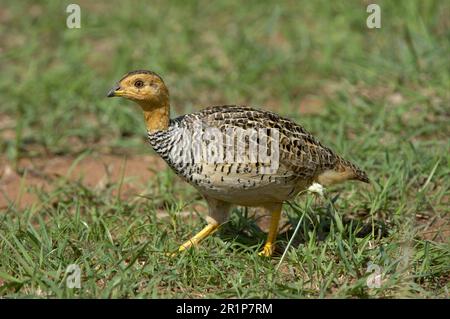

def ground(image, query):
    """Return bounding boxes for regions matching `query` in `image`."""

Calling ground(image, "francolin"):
[107,70,369,257]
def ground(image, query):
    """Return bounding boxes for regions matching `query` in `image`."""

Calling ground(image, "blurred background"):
[0,0,448,298]
[1,1,448,155]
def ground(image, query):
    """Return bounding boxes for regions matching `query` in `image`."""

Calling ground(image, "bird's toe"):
[258,243,275,257]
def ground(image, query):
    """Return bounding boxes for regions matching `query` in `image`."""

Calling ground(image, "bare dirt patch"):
[416,214,450,243]
[298,95,325,115]
[0,154,166,210]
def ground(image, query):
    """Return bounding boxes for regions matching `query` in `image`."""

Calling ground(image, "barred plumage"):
[147,105,368,206]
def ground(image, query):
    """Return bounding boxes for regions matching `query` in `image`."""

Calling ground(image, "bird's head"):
[107,70,171,132]
[107,70,169,109]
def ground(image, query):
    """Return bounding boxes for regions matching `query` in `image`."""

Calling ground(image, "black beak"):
[107,85,121,97]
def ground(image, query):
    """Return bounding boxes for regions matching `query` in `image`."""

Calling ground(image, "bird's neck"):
[138,96,170,133]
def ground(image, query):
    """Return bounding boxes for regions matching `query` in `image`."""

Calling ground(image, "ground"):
[0,1,449,298]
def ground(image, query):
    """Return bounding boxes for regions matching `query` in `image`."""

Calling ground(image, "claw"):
[258,243,275,257]
[166,243,190,258]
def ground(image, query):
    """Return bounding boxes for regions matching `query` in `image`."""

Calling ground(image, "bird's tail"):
[337,157,370,184]
[316,157,370,186]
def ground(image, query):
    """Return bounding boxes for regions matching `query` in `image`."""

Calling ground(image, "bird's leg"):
[259,204,282,257]
[173,197,231,256]
[177,222,218,252]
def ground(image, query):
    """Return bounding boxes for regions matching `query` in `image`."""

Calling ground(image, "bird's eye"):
[134,80,144,88]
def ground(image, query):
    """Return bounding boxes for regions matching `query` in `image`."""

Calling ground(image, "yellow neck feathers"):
[137,96,170,133]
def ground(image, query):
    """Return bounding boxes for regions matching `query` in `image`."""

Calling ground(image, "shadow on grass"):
[218,195,389,256]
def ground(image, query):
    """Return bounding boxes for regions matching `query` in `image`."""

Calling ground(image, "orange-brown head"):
[107,70,170,132]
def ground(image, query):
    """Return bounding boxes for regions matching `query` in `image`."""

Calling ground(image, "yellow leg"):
[258,205,282,257]
[177,223,218,253]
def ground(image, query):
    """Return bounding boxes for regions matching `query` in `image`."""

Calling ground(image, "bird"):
[107,70,369,257]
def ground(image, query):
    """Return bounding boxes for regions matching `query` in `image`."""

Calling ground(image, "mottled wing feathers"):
[181,105,340,180]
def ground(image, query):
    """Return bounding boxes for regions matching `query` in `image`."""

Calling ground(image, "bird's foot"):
[167,224,218,257]
[258,243,275,257]
[167,242,192,257]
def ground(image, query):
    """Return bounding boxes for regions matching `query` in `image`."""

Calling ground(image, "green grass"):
[0,0,449,298]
